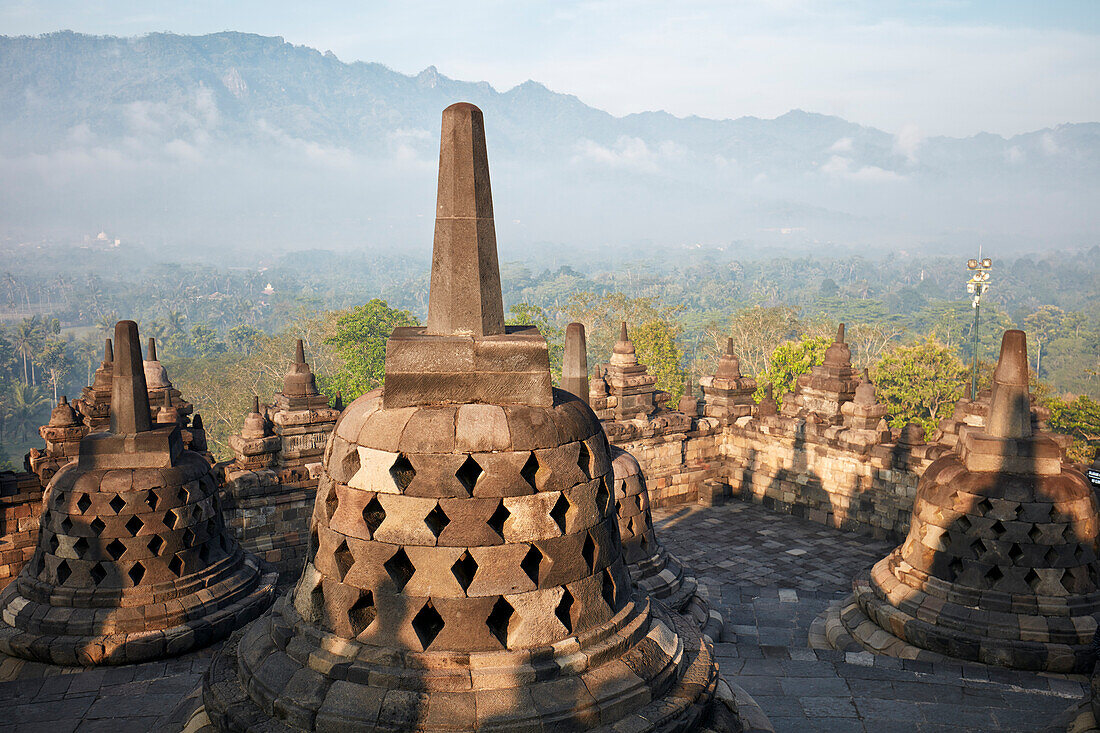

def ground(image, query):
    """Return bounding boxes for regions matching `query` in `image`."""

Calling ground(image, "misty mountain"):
[1,31,1097,261]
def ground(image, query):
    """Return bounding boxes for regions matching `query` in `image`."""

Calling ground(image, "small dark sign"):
[1088,468,1100,488]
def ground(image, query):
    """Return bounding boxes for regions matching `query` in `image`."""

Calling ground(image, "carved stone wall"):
[0,472,44,591]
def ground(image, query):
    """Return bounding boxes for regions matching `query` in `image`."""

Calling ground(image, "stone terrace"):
[0,499,1084,732]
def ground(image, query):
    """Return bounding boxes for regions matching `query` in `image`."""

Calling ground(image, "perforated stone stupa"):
[821,330,1100,672]
[196,102,751,732]
[0,321,276,666]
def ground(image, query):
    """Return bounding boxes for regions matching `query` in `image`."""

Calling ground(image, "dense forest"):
[2,239,1099,467]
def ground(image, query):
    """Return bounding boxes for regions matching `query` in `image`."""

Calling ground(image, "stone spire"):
[110,320,152,434]
[610,321,637,366]
[75,338,115,430]
[143,336,171,391]
[782,321,859,422]
[715,337,742,379]
[282,339,320,398]
[561,321,589,403]
[425,102,505,337]
[986,329,1031,439]
[383,103,551,409]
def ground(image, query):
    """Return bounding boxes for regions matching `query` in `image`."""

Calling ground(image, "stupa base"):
[193,593,759,732]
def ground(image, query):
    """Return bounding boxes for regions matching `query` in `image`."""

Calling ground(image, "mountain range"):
[1,30,1097,261]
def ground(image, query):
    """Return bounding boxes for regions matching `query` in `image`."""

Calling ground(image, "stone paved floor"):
[655,500,1085,733]
[0,498,1086,731]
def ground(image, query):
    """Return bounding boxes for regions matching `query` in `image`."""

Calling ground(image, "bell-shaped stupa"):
[0,321,276,666]
[196,102,750,732]
[823,330,1100,672]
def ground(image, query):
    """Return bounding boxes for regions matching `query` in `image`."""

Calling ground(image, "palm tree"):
[12,318,39,385]
[8,383,50,442]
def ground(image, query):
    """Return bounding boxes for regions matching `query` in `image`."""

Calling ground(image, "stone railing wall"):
[218,467,317,577]
[607,414,942,542]
[0,471,44,590]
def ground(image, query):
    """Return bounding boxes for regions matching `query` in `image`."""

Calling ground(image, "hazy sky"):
[2,0,1098,136]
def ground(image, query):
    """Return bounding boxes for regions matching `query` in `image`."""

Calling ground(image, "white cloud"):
[820,155,903,182]
[1005,146,1025,164]
[893,124,923,164]
[1040,132,1060,155]
[573,136,687,172]
[829,137,853,153]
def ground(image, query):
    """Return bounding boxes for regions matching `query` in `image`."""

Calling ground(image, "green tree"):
[6,382,50,442]
[756,336,831,406]
[227,324,266,355]
[189,324,227,358]
[1023,305,1067,379]
[632,320,687,402]
[36,337,69,403]
[322,299,419,401]
[1045,394,1100,462]
[872,339,967,433]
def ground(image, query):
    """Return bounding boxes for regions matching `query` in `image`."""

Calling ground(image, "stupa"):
[823,330,1100,672]
[699,338,756,422]
[76,338,114,430]
[0,321,276,666]
[28,396,89,482]
[782,324,860,423]
[196,102,751,732]
[270,340,341,482]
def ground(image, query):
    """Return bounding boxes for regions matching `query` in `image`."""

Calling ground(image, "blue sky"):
[2,0,1097,136]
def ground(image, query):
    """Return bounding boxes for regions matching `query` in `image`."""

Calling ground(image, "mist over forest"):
[1,31,1098,260]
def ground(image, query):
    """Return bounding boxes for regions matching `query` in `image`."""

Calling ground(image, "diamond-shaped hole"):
[56,559,71,584]
[333,540,354,581]
[520,452,539,490]
[555,587,574,633]
[1045,546,1060,565]
[582,533,596,573]
[325,484,339,521]
[199,542,211,564]
[411,600,445,650]
[105,538,127,561]
[1025,568,1042,591]
[183,528,196,547]
[73,536,89,557]
[53,491,65,507]
[486,596,513,648]
[595,479,610,516]
[348,590,376,636]
[455,455,483,494]
[451,551,478,594]
[60,517,72,534]
[169,554,184,577]
[1064,524,1077,542]
[384,548,415,591]
[165,509,180,530]
[577,441,591,479]
[90,562,107,585]
[948,557,964,582]
[1008,544,1023,564]
[389,454,416,491]
[363,496,386,537]
[990,520,1006,538]
[601,568,617,610]
[90,517,106,536]
[424,503,450,538]
[177,486,189,505]
[77,494,91,513]
[521,545,542,585]
[109,495,126,514]
[48,533,60,554]
[487,501,510,539]
[147,535,164,556]
[128,562,145,586]
[146,491,159,511]
[976,498,992,516]
[550,494,570,534]
[985,565,1004,586]
[956,515,972,532]
[1029,524,1043,543]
